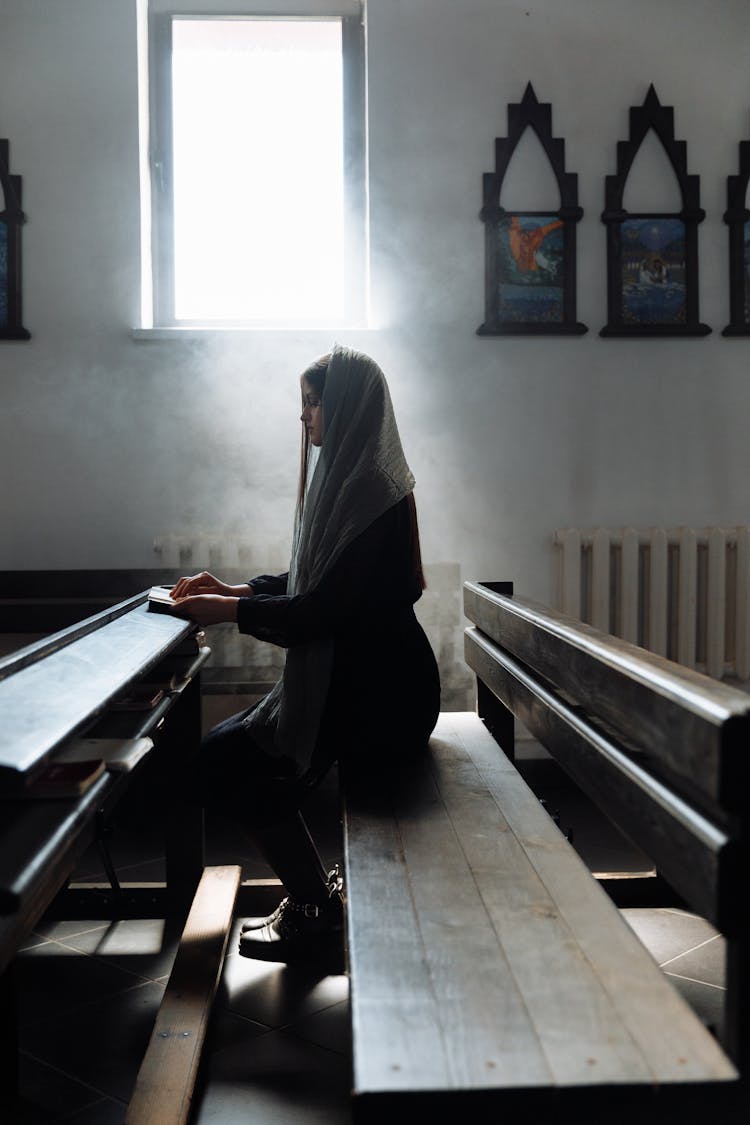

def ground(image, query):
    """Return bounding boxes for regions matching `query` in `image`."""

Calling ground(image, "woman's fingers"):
[170,570,220,598]
[170,594,239,626]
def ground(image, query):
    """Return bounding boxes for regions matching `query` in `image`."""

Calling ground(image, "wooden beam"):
[125,864,241,1125]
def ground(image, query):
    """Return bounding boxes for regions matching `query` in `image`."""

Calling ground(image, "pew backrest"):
[463,580,750,1070]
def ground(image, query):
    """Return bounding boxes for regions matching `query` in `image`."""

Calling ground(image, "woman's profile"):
[169,345,440,963]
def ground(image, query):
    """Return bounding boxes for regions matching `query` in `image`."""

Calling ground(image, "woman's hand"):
[170,594,240,626]
[170,571,252,600]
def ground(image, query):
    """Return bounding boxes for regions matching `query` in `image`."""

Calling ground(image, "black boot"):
[238,866,344,964]
[240,866,342,934]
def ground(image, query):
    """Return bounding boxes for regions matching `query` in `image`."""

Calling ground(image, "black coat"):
[236,496,440,772]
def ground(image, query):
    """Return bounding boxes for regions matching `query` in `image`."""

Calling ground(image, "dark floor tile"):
[72,838,163,884]
[17,932,54,953]
[620,908,728,1043]
[11,1052,104,1124]
[21,980,166,1103]
[661,932,725,988]
[622,908,720,967]
[217,941,348,1031]
[17,943,159,1030]
[287,998,350,1055]
[57,1099,127,1125]
[30,921,108,943]
[104,858,166,884]
[664,971,725,1037]
[69,817,162,882]
[68,855,166,885]
[54,918,182,983]
[204,1009,275,1056]
[192,1027,351,1125]
[3,1099,49,1125]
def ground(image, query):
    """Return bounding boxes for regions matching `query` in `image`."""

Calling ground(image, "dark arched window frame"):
[601,86,709,338]
[723,131,750,336]
[0,137,29,340]
[478,83,586,337]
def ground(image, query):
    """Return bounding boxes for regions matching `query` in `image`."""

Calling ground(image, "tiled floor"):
[10,767,350,1125]
[7,739,739,1124]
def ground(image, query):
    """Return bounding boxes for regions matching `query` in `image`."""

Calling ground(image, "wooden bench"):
[342,580,749,1121]
[0,593,209,1102]
[0,577,284,1117]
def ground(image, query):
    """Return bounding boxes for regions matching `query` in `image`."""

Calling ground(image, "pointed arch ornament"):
[477,83,586,336]
[0,137,30,340]
[722,130,750,336]
[601,86,709,337]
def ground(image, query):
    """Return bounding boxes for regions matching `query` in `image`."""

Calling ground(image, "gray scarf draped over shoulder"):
[242,345,415,775]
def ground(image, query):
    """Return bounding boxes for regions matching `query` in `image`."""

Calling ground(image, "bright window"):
[142,7,366,328]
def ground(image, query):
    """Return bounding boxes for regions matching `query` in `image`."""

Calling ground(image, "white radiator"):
[553,526,750,681]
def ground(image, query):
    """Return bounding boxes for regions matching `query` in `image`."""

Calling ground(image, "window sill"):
[131,326,373,341]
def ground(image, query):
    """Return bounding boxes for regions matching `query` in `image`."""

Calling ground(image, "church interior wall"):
[2,0,749,706]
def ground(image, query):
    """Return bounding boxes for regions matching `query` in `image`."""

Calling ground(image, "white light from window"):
[172,19,344,324]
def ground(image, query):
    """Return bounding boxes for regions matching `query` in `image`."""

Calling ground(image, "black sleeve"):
[246,573,289,597]
[236,500,416,648]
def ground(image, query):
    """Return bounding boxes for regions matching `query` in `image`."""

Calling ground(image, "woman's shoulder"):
[356,494,411,542]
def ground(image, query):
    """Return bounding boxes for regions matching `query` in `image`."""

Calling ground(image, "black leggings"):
[189,699,434,905]
[186,707,334,905]
[187,705,313,828]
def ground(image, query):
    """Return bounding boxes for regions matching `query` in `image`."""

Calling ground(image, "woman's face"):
[300,377,323,446]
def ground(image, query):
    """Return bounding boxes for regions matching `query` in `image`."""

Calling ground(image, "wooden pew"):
[342,580,749,1121]
[0,566,277,749]
[0,593,209,1100]
[1,576,289,1116]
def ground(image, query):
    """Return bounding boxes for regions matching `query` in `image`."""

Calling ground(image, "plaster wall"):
[1,0,749,705]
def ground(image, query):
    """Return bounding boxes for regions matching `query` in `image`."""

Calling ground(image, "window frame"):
[144,5,367,329]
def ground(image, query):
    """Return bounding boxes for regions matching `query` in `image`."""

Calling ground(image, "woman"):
[170,345,440,963]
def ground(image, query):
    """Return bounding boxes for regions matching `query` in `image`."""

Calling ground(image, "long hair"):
[406,490,426,591]
[297,353,330,514]
[295,352,426,590]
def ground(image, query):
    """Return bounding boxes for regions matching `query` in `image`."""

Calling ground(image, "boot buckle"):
[326,863,344,898]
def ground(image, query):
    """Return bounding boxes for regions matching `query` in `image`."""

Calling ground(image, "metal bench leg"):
[95,809,123,903]
[477,679,515,760]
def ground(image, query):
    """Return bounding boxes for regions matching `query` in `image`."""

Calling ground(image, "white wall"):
[2,0,750,703]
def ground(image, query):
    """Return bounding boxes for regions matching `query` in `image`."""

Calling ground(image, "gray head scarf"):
[243,345,415,775]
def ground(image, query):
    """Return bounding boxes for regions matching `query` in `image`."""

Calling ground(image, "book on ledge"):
[147,585,180,615]
[58,736,154,773]
[20,758,106,799]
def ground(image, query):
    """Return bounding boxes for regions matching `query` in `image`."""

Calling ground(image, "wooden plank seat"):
[126,864,241,1125]
[342,580,750,1121]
